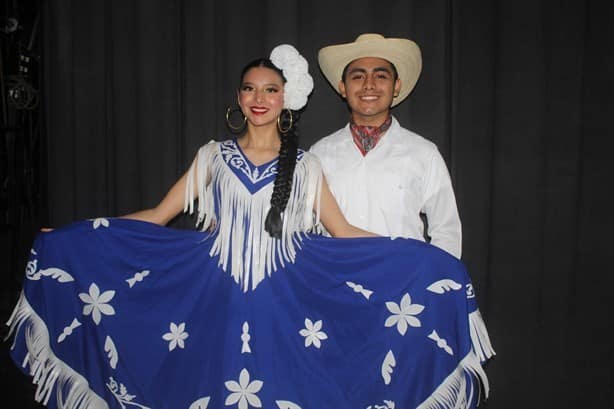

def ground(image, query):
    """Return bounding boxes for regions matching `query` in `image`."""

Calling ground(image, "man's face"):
[338,57,401,126]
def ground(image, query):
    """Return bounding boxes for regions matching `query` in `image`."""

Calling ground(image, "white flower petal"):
[97,290,115,304]
[246,393,262,407]
[299,329,310,336]
[397,317,408,336]
[239,368,250,388]
[312,320,322,332]
[304,318,313,330]
[405,315,422,328]
[313,337,321,349]
[92,308,102,325]
[225,381,242,393]
[98,304,115,316]
[407,304,425,315]
[83,304,94,316]
[89,283,100,299]
[400,293,411,311]
[79,293,93,303]
[386,301,401,315]
[317,332,328,340]
[177,322,186,333]
[246,380,263,393]
[238,396,248,409]
[168,339,177,351]
[225,392,241,405]
[385,315,399,328]
[162,332,174,341]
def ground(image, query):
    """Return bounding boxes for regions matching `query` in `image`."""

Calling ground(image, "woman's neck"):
[237,124,281,166]
[240,124,281,151]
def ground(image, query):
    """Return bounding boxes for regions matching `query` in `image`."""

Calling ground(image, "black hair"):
[341,58,399,82]
[239,58,301,239]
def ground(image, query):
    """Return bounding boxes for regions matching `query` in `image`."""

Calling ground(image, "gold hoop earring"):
[277,109,293,133]
[226,106,246,132]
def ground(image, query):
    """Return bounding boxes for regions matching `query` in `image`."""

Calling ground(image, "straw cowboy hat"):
[318,33,422,107]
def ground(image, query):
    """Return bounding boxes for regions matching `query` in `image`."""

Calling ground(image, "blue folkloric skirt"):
[7,218,494,409]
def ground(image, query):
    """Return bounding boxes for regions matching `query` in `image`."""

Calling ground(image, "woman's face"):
[238,66,285,128]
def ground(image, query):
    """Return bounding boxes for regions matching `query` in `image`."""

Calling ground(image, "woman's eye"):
[241,85,253,92]
[266,87,279,93]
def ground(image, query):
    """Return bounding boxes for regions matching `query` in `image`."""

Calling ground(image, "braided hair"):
[239,59,300,239]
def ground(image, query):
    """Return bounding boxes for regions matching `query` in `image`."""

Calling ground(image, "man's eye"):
[241,86,253,91]
[266,88,279,93]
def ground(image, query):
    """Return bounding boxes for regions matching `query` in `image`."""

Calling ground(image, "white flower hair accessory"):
[270,44,314,110]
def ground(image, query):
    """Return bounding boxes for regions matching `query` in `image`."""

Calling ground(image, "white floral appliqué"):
[427,330,454,355]
[92,217,110,229]
[381,350,396,385]
[299,318,328,349]
[367,400,395,409]
[126,270,150,288]
[107,376,151,409]
[385,293,424,336]
[225,368,263,409]
[426,279,462,294]
[162,322,189,351]
[57,318,81,343]
[79,283,116,325]
[189,397,211,409]
[276,401,302,409]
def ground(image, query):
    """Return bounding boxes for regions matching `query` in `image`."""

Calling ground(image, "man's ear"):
[338,81,347,98]
[393,78,401,97]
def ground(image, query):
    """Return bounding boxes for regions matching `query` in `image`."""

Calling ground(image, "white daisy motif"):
[78,283,116,325]
[92,217,110,229]
[162,322,189,351]
[225,368,263,409]
[299,318,328,349]
[385,293,425,336]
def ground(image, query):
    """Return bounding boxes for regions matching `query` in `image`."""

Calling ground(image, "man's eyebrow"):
[373,66,393,73]
[347,66,393,74]
[347,67,367,75]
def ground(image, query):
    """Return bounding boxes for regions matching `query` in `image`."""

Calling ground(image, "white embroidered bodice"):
[184,139,322,291]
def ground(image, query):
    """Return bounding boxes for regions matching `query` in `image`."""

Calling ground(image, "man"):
[311,33,462,258]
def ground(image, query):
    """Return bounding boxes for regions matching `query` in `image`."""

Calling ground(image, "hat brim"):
[318,36,422,107]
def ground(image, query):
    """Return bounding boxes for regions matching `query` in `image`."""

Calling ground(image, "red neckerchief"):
[350,116,392,156]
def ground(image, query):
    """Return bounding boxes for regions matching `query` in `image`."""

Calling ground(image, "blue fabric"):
[10,219,482,409]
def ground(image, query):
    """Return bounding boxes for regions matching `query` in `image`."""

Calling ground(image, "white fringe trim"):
[417,309,495,408]
[184,142,322,291]
[5,291,109,408]
[416,351,489,409]
[469,310,496,363]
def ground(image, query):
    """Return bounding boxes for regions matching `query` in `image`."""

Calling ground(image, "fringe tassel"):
[417,309,495,409]
[5,291,109,409]
[469,310,496,363]
[184,142,322,291]
[416,351,489,409]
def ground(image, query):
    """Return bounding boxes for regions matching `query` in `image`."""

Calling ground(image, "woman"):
[7,45,493,409]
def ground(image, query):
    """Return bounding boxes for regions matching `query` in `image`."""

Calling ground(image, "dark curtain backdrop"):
[3,0,613,408]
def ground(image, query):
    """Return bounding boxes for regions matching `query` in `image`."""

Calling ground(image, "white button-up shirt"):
[310,117,462,258]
